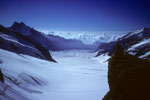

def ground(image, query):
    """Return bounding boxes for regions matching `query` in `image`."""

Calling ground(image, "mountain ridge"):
[0,24,56,62]
[9,21,97,50]
[96,27,150,59]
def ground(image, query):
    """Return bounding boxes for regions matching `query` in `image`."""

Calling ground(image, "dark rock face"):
[103,44,150,100]
[0,25,56,62]
[0,69,4,83]
[95,42,115,57]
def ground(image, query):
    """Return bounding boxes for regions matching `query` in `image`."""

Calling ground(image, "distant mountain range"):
[47,31,118,45]
[9,22,98,50]
[96,27,150,59]
[0,22,99,62]
[1,21,150,61]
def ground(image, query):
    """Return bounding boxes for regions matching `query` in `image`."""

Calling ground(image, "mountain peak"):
[11,21,27,29]
[11,21,19,28]
[10,21,31,36]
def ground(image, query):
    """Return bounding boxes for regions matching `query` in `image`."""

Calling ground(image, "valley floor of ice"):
[0,49,109,100]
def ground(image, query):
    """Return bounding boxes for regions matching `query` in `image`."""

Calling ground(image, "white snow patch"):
[0,32,18,43]
[128,38,150,51]
[139,51,150,58]
[0,32,35,50]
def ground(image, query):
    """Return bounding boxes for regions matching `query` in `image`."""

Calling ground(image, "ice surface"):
[0,49,109,100]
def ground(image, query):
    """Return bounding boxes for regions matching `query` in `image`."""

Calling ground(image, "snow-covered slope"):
[0,32,44,59]
[96,27,150,59]
[128,38,150,51]
[0,49,109,100]
[0,25,56,62]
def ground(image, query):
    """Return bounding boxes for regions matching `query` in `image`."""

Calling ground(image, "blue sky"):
[0,0,150,34]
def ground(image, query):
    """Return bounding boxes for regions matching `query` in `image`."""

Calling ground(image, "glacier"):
[0,49,109,100]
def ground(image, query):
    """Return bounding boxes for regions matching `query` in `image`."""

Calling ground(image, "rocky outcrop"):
[0,69,4,83]
[103,43,150,100]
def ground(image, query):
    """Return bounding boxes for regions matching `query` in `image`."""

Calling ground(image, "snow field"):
[0,49,109,100]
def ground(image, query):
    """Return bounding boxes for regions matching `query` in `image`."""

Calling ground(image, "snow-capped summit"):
[96,27,150,59]
[118,27,150,41]
[47,31,117,45]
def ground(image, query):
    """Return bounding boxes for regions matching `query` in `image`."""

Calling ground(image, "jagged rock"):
[103,44,150,100]
[0,69,4,83]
